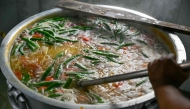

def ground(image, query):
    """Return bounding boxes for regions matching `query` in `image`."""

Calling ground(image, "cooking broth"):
[10,16,168,104]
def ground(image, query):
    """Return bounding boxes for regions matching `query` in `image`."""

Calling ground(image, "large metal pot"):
[0,6,186,109]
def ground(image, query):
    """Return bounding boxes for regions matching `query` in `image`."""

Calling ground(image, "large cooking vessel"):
[0,6,186,109]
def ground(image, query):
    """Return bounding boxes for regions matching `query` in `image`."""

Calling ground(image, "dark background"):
[0,0,190,108]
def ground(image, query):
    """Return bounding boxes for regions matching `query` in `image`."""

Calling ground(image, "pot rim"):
[0,6,186,109]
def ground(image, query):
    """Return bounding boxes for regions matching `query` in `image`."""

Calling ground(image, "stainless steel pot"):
[0,6,186,109]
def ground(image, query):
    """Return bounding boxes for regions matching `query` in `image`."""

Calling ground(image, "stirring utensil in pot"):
[56,0,190,35]
[77,61,190,87]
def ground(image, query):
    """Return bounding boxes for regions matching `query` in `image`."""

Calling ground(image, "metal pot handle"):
[143,99,159,109]
[7,81,28,109]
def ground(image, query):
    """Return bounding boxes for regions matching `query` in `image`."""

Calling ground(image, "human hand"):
[148,54,189,91]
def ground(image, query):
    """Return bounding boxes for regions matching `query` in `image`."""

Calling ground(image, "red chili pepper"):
[32,33,43,38]
[112,82,123,88]
[38,86,47,91]
[45,76,54,81]
[122,47,128,50]
[14,71,22,80]
[98,46,104,50]
[82,37,90,41]
[26,63,39,78]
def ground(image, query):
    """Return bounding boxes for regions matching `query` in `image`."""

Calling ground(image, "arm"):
[148,54,190,109]
[155,85,190,109]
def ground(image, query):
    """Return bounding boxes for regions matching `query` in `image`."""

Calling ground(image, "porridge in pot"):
[10,16,168,104]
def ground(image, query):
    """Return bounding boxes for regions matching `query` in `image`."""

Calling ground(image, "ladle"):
[77,61,190,87]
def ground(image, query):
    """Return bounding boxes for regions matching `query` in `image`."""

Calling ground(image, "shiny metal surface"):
[78,61,190,87]
[78,69,148,87]
[56,0,190,35]
[0,6,186,109]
